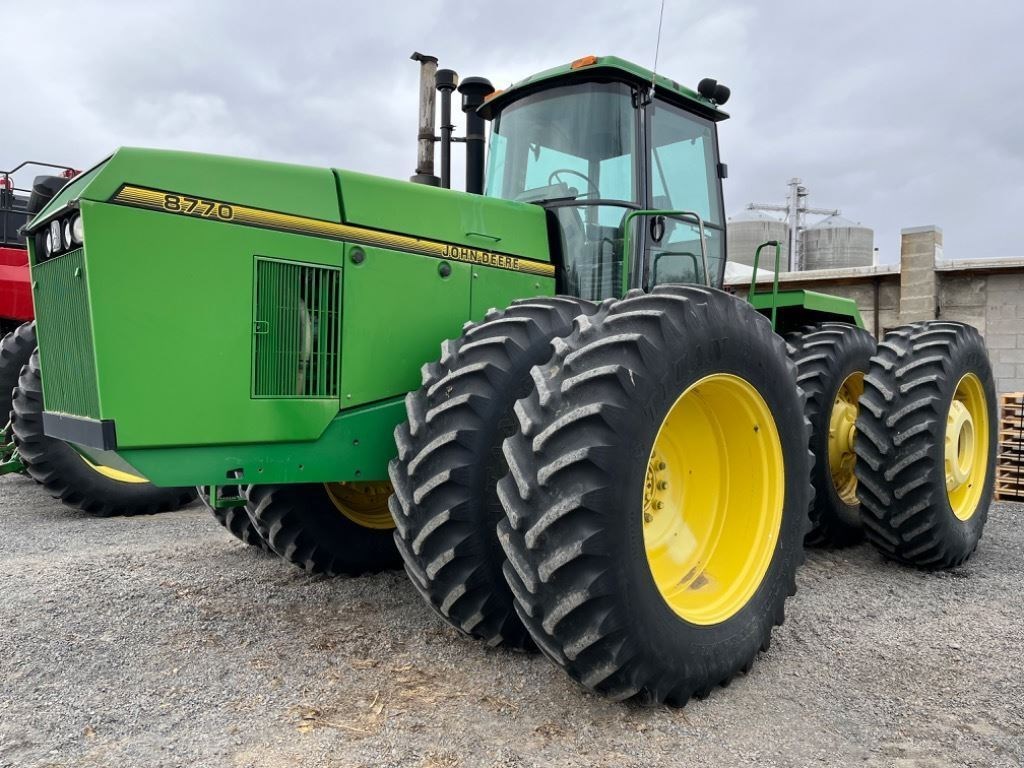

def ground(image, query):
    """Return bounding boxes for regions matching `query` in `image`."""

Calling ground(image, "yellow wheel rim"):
[643,373,785,626]
[828,372,863,506]
[79,454,148,484]
[324,482,395,530]
[946,373,988,521]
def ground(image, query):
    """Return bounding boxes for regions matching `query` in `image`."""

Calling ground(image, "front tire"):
[0,322,35,423]
[248,482,401,575]
[11,350,197,516]
[854,322,996,568]
[498,286,811,705]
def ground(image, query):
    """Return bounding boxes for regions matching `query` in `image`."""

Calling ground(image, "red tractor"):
[1,162,195,514]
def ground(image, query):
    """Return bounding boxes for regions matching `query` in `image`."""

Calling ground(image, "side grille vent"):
[31,248,101,417]
[252,258,341,399]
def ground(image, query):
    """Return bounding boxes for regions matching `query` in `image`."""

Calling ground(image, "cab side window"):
[647,101,725,287]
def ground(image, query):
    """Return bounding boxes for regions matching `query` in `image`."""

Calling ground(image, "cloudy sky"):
[5,1,1022,263]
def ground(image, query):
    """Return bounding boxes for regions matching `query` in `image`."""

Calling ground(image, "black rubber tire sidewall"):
[198,485,271,552]
[916,334,995,552]
[0,321,35,422]
[788,324,875,547]
[249,483,401,576]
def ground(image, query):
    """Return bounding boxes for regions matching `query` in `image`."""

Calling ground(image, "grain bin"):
[727,209,790,268]
[800,215,873,270]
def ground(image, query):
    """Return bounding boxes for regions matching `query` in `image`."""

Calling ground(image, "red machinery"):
[0,162,77,334]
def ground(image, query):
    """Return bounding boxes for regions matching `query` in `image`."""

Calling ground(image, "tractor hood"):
[26,147,555,487]
[25,147,550,261]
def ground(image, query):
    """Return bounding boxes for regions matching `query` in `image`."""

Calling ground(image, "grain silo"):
[800,215,874,270]
[727,209,790,268]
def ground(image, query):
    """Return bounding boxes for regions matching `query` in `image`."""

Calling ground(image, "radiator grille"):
[32,248,101,418]
[253,258,341,398]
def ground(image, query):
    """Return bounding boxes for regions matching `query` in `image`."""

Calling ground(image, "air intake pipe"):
[459,77,493,195]
[435,69,458,190]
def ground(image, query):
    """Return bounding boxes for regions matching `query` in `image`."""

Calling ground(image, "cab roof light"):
[484,89,504,102]
[571,55,598,69]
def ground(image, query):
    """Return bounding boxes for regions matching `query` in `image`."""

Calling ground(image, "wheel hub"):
[945,373,988,521]
[324,482,395,530]
[945,399,975,491]
[642,374,784,626]
[827,373,863,506]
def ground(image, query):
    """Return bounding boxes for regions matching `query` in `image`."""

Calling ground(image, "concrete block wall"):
[978,274,1024,394]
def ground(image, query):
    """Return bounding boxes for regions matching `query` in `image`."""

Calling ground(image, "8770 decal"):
[161,193,234,221]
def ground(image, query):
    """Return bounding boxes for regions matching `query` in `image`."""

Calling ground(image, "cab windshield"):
[485,82,637,300]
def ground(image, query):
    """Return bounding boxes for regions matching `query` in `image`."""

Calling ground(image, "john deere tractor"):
[20,55,996,704]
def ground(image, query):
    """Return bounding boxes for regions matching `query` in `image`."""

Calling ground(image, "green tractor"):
[20,54,996,704]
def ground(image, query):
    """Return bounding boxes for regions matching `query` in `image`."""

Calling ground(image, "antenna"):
[649,0,667,98]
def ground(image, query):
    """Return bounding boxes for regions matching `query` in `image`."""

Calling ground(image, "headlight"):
[48,220,61,255]
[71,215,84,244]
[63,220,73,250]
[45,232,53,255]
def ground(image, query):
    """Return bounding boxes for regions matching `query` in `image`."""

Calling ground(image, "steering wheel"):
[548,168,599,199]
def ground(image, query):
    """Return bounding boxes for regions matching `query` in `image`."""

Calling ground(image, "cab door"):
[643,99,727,289]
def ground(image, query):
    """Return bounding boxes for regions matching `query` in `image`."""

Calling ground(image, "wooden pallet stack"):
[998,392,1024,502]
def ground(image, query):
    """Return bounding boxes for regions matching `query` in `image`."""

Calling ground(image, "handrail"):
[623,209,710,290]
[747,240,783,328]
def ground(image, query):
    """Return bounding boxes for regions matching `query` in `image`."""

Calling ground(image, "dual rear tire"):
[854,322,996,568]
[787,320,995,568]
[391,287,812,704]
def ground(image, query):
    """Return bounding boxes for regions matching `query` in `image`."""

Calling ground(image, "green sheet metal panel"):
[469,266,555,322]
[340,243,472,407]
[108,397,408,487]
[335,170,551,262]
[28,147,341,231]
[77,200,342,449]
[748,289,865,328]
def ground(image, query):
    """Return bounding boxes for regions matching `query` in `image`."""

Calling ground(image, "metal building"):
[800,215,874,270]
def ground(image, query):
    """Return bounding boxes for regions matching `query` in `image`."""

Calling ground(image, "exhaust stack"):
[409,54,493,194]
[410,52,440,186]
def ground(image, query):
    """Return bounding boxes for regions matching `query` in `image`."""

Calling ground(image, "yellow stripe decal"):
[110,185,556,278]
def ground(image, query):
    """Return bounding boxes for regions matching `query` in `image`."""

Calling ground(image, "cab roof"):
[478,55,729,122]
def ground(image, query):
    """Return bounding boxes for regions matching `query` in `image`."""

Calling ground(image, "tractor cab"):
[479,56,729,300]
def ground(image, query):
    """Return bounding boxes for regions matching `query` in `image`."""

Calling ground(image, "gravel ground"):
[1,472,1022,768]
